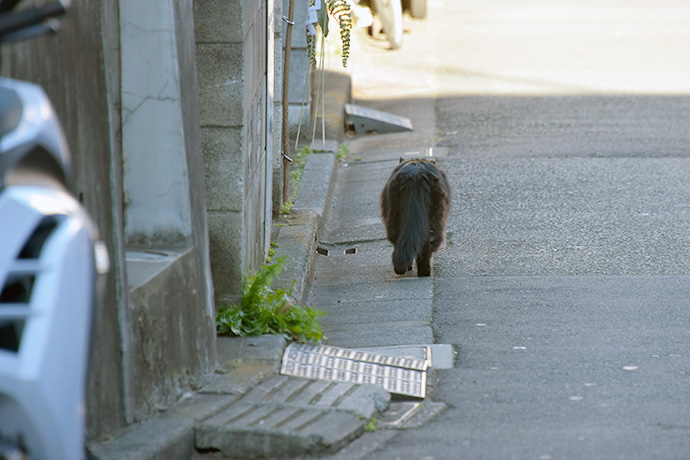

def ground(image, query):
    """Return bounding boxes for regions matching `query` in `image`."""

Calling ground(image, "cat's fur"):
[380,158,451,277]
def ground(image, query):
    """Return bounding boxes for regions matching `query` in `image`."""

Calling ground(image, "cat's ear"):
[399,157,405,163]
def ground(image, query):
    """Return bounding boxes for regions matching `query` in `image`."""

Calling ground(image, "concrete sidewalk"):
[90,144,443,460]
[90,19,445,460]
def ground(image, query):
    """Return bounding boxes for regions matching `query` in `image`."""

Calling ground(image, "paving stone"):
[216,335,287,371]
[241,375,389,418]
[316,299,433,326]
[194,375,390,458]
[294,153,337,222]
[311,277,433,304]
[196,405,363,458]
[90,418,194,460]
[324,324,435,348]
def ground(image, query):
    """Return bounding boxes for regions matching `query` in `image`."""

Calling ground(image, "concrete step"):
[194,375,389,459]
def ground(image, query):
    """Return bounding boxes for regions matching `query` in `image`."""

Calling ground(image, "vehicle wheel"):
[373,0,403,49]
[409,0,427,19]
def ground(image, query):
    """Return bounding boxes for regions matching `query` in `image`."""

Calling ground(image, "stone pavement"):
[89,20,447,460]
[90,140,447,459]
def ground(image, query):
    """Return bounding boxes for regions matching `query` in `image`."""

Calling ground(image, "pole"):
[281,0,296,205]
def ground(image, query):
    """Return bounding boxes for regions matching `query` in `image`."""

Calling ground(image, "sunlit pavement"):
[318,1,690,458]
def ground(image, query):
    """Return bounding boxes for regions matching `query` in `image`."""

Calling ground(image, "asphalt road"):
[348,0,690,458]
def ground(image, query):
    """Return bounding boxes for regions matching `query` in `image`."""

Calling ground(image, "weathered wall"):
[195,0,273,303]
[1,0,216,440]
[118,0,217,424]
[284,0,313,140]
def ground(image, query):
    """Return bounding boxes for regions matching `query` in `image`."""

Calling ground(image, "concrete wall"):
[118,0,217,428]
[195,0,274,303]
[1,0,216,440]
[284,0,313,141]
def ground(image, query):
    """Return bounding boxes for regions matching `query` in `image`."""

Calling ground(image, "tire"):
[409,0,427,19]
[373,0,403,49]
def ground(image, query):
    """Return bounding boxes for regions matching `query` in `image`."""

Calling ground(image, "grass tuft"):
[216,256,325,343]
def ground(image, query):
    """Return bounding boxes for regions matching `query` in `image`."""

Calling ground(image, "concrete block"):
[202,336,285,396]
[294,153,336,228]
[197,363,276,395]
[90,418,194,460]
[127,248,215,423]
[161,394,238,422]
[196,43,244,127]
[272,103,284,167]
[239,374,307,401]
[337,384,391,419]
[194,373,390,458]
[193,0,263,44]
[243,0,264,43]
[274,33,284,101]
[319,69,352,142]
[201,127,244,212]
[290,0,311,48]
[245,5,267,103]
[195,404,364,458]
[250,378,388,419]
[271,104,284,213]
[207,211,244,298]
[288,49,311,104]
[216,335,287,370]
[243,172,269,273]
[244,87,267,184]
[193,0,243,43]
[274,209,319,303]
[90,394,237,460]
[324,324,435,349]
[288,104,312,140]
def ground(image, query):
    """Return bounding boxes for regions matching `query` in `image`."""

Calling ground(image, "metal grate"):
[281,343,428,398]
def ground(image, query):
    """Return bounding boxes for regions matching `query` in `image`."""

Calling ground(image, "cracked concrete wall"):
[1,0,216,441]
[195,0,274,303]
[120,0,193,247]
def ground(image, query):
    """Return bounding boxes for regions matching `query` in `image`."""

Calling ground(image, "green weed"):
[280,200,294,215]
[291,146,314,187]
[364,417,378,432]
[216,257,325,343]
[337,143,349,160]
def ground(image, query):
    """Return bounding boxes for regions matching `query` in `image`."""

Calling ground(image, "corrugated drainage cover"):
[281,343,428,398]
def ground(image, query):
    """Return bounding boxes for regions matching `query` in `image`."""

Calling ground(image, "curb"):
[276,147,338,304]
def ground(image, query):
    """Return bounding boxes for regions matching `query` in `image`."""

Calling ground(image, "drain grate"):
[281,343,428,398]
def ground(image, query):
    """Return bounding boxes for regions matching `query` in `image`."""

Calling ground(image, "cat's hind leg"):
[416,244,433,277]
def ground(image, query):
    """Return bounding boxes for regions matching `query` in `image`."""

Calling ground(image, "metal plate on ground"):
[345,103,413,134]
[281,343,428,398]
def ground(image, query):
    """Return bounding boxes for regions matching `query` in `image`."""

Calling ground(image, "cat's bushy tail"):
[392,177,432,275]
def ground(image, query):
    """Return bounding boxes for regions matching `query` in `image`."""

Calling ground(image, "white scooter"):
[0,1,109,459]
